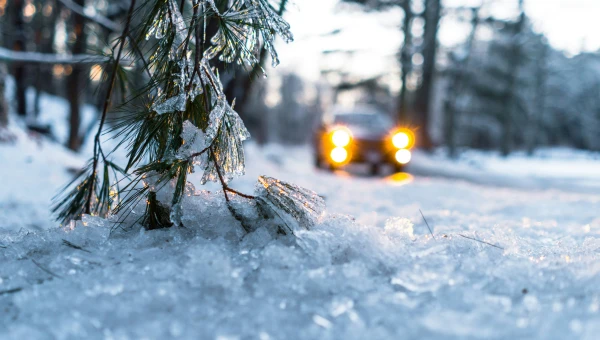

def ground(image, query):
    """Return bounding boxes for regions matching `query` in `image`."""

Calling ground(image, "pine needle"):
[62,239,92,253]
[458,234,504,250]
[419,209,436,240]
[31,259,62,279]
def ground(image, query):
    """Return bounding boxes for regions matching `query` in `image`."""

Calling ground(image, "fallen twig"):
[419,209,436,240]
[459,234,504,250]
[62,239,92,253]
[31,259,62,279]
[0,287,22,296]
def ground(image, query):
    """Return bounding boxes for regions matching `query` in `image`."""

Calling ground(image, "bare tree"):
[527,42,547,155]
[66,0,88,151]
[0,63,8,126]
[414,0,441,150]
[397,0,412,125]
[8,0,27,117]
[443,7,480,158]
[501,0,525,156]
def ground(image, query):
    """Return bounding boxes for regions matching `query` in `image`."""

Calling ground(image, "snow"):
[409,147,600,194]
[0,47,113,65]
[0,121,83,232]
[2,94,600,338]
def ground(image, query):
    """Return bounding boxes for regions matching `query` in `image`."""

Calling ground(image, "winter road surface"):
[2,131,600,339]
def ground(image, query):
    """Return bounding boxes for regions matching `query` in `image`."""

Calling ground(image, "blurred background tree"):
[1,0,600,157]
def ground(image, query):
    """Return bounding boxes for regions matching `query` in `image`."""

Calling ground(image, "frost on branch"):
[177,120,209,163]
[254,176,326,234]
[201,99,251,184]
[145,0,189,53]
[205,0,294,67]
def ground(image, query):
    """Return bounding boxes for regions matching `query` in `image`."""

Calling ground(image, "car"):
[313,109,415,175]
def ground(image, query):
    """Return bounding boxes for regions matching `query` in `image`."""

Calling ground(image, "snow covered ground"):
[2,81,600,339]
[2,121,600,339]
[409,147,600,194]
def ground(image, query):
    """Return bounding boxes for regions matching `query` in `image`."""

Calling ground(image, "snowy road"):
[2,137,600,339]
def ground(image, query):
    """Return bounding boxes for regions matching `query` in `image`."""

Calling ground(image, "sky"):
[270,0,600,85]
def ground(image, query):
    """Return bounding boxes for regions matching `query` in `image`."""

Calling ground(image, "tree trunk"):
[414,0,441,150]
[444,7,479,158]
[10,0,27,117]
[397,0,412,126]
[66,0,87,151]
[0,63,8,126]
[527,42,547,156]
[501,0,525,157]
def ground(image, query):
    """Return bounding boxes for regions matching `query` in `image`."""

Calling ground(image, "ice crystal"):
[205,0,293,67]
[152,93,188,115]
[177,120,209,164]
[145,0,190,60]
[152,58,216,115]
[254,176,326,234]
[168,0,188,56]
[250,0,294,67]
[201,100,250,184]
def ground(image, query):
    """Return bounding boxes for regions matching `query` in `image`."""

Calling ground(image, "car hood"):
[345,125,390,141]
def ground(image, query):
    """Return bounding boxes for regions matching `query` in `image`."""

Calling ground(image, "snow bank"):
[409,148,600,193]
[0,122,83,233]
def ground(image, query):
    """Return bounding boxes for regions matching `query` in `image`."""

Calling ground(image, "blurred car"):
[313,109,415,175]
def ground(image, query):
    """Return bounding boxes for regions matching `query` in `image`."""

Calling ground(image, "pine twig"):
[85,0,138,215]
[211,149,230,202]
[209,148,255,201]
[419,209,436,240]
[225,187,255,200]
[210,148,254,233]
[458,234,504,250]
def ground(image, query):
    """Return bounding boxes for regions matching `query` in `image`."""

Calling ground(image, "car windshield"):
[333,113,394,131]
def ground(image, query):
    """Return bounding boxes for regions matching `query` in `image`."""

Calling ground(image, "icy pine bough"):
[254,176,326,234]
[52,0,328,235]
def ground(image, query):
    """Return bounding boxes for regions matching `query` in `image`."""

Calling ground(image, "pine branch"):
[0,47,115,64]
[58,0,121,31]
[54,0,296,230]
[85,0,138,215]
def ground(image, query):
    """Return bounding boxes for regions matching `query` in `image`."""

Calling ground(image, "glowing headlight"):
[392,132,410,149]
[395,149,412,164]
[331,129,351,147]
[330,147,348,163]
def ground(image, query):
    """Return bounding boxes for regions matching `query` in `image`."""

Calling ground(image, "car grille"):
[353,139,385,151]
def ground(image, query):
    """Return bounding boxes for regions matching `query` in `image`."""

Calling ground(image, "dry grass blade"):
[419,209,436,240]
[459,234,504,250]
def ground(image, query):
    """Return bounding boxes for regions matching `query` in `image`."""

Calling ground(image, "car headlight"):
[330,147,348,163]
[331,129,351,147]
[392,132,410,149]
[395,149,412,164]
